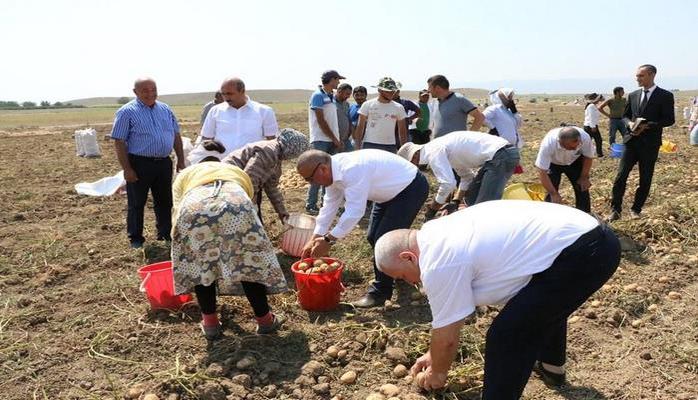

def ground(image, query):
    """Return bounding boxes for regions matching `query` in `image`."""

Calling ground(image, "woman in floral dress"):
[171,147,287,339]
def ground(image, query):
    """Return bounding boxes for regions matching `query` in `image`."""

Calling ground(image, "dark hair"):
[201,156,221,162]
[639,64,657,74]
[427,75,449,90]
[353,85,367,94]
[201,140,226,153]
[613,86,624,95]
[338,83,353,92]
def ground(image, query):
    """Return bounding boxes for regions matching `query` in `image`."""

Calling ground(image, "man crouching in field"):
[374,200,620,399]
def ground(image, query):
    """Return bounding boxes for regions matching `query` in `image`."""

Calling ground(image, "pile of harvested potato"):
[296,258,341,274]
[279,170,308,190]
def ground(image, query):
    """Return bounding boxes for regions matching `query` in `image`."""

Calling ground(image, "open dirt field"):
[1,101,696,400]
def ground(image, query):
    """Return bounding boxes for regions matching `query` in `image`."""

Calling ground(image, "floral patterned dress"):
[171,180,288,296]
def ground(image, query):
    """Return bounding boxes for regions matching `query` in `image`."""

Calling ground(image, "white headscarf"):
[489,88,515,106]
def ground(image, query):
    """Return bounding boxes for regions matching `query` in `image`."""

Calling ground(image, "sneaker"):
[130,241,144,249]
[200,322,223,340]
[630,210,641,219]
[305,206,319,215]
[606,211,621,222]
[257,314,285,335]
[533,361,566,386]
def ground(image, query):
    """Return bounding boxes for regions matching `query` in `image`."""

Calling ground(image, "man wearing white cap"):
[353,77,408,153]
[397,131,519,219]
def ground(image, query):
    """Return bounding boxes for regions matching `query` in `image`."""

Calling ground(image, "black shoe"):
[130,241,144,249]
[352,293,387,308]
[533,361,566,387]
[305,206,319,216]
[606,210,621,222]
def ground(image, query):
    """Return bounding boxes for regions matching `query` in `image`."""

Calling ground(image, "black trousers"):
[584,125,603,157]
[367,173,429,299]
[544,157,591,212]
[610,142,660,214]
[125,155,173,244]
[482,225,620,399]
[195,281,270,317]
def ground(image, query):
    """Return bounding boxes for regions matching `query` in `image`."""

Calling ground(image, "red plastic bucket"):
[291,258,345,311]
[138,261,193,310]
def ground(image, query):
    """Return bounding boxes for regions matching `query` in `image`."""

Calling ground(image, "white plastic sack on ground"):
[74,128,101,157]
[75,171,126,196]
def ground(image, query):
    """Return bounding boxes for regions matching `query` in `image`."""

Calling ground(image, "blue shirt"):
[309,87,334,109]
[110,99,180,157]
[349,103,361,127]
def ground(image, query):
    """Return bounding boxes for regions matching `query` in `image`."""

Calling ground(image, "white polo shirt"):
[308,87,340,143]
[314,149,418,239]
[534,127,595,170]
[200,98,278,158]
[417,200,599,329]
[420,131,510,203]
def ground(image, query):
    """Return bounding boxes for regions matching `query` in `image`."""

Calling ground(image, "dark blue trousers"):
[366,172,428,299]
[126,155,173,244]
[482,224,620,399]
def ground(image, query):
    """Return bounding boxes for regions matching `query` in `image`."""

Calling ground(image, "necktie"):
[639,90,649,114]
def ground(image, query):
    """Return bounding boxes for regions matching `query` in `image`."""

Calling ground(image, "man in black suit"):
[608,64,675,221]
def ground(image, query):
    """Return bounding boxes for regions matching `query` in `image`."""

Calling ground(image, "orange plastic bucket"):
[291,258,345,311]
[138,261,193,310]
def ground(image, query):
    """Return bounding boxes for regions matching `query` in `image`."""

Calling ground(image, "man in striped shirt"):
[111,77,185,249]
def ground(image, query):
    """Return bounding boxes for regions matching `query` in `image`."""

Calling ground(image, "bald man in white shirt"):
[535,126,595,212]
[374,201,620,398]
[297,149,429,307]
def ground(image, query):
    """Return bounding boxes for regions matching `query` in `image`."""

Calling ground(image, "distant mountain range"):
[66,88,491,106]
[454,76,698,95]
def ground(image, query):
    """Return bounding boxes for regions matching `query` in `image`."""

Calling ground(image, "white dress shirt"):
[534,127,595,170]
[483,104,524,148]
[640,85,657,104]
[584,104,601,127]
[200,98,278,158]
[420,131,509,203]
[314,149,418,239]
[417,200,599,329]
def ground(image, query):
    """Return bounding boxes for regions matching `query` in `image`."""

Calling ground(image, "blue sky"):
[1,0,696,102]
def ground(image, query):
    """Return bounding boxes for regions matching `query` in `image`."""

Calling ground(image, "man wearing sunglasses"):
[296,148,428,307]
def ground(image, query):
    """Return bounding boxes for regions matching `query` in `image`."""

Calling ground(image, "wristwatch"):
[322,234,337,245]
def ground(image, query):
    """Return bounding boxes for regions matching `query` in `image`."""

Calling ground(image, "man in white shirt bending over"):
[353,77,408,153]
[397,131,519,220]
[374,201,620,398]
[199,77,278,159]
[535,126,595,212]
[296,149,428,308]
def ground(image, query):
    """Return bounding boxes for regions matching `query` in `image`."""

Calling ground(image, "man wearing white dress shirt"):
[535,126,595,212]
[397,131,519,219]
[297,149,429,307]
[199,77,278,159]
[374,201,620,398]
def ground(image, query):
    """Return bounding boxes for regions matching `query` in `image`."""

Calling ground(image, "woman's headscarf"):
[277,128,310,160]
[489,88,515,105]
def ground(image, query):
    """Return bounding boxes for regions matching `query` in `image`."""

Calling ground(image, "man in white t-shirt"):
[374,201,620,398]
[198,77,278,160]
[535,126,595,212]
[353,77,407,153]
[397,131,519,219]
[296,149,428,307]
